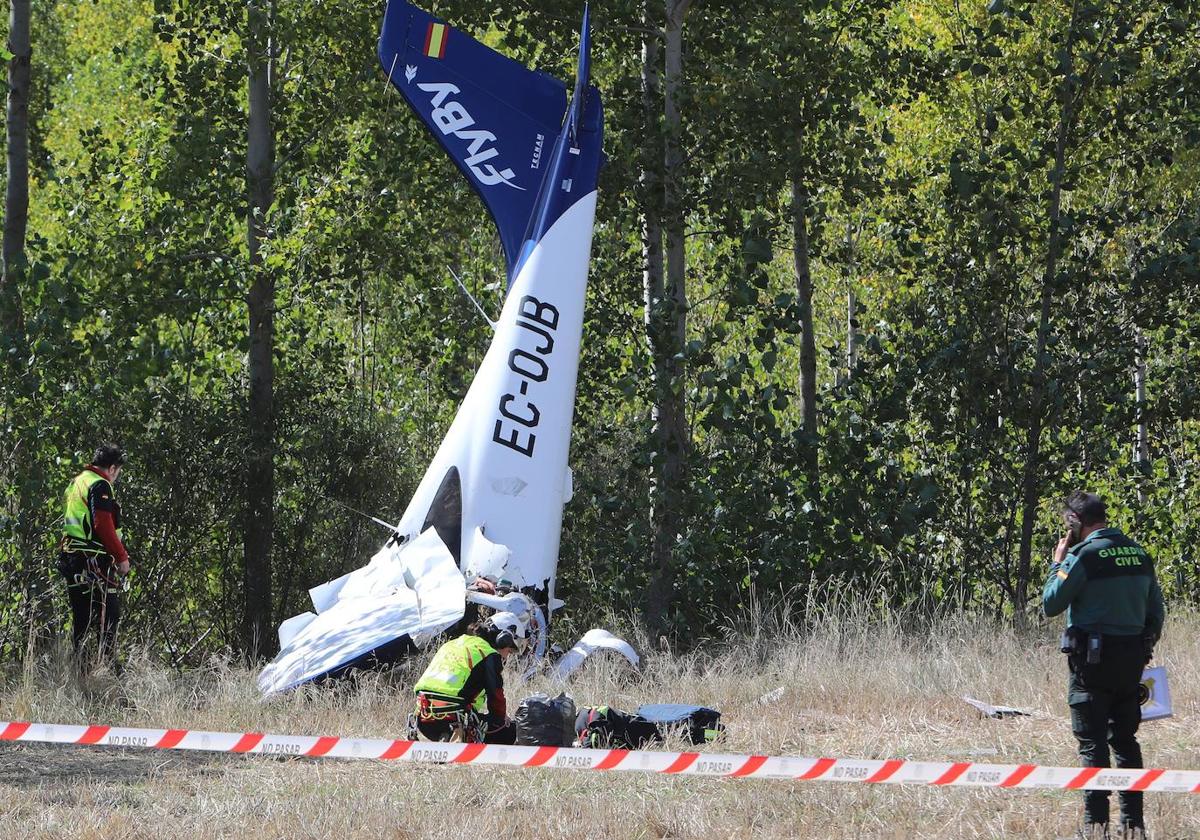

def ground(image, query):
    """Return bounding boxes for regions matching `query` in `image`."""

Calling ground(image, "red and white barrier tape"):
[3,721,1198,792]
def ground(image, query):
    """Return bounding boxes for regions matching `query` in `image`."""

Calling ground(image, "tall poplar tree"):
[244,0,275,658]
[642,0,693,630]
[1,0,30,339]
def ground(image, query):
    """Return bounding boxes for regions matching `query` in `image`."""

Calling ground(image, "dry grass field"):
[2,602,1198,839]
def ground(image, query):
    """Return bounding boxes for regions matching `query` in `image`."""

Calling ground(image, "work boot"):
[1116,826,1146,840]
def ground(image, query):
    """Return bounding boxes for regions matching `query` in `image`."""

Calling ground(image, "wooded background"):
[1,0,1197,664]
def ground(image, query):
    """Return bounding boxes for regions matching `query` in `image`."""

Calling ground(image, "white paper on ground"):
[758,686,786,705]
[1140,666,1172,721]
[962,695,1030,718]
[552,628,639,679]
[258,528,466,695]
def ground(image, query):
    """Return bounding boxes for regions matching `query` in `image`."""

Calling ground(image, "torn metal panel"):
[463,527,515,586]
[258,529,466,695]
[553,629,639,679]
[961,695,1030,719]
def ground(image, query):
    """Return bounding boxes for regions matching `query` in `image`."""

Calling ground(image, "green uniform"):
[1043,528,1164,637]
[1043,527,1165,833]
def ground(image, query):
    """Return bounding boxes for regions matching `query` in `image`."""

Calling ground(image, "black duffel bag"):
[635,704,725,745]
[515,693,577,746]
[574,705,663,749]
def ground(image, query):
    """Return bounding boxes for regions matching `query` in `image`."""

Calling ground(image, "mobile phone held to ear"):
[1065,511,1082,544]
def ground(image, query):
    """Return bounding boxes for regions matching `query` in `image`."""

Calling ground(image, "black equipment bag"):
[574,706,662,749]
[634,704,725,745]
[677,707,724,745]
[631,703,726,745]
[515,693,577,747]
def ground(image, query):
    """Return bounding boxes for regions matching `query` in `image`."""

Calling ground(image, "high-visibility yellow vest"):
[62,470,123,554]
[413,635,496,712]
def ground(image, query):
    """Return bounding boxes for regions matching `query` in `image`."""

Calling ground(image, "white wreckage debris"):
[757,686,787,705]
[257,1,635,696]
[961,695,1031,719]
[258,523,637,694]
[260,528,466,695]
[551,629,640,680]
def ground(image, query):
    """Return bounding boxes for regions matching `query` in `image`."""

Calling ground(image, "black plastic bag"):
[515,693,577,746]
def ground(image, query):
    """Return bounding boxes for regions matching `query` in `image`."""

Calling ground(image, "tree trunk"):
[791,152,818,492]
[643,0,691,631]
[243,0,275,660]
[640,1,664,424]
[2,0,30,338]
[4,1,49,646]
[845,290,858,380]
[1013,6,1080,618]
[844,222,858,384]
[1134,331,1149,504]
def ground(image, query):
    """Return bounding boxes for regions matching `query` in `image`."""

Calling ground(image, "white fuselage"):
[396,190,598,605]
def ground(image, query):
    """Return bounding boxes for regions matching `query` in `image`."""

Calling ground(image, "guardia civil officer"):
[1043,491,1165,840]
[57,443,131,672]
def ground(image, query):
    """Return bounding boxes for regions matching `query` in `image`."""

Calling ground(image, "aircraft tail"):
[260,4,605,695]
[377,2,569,282]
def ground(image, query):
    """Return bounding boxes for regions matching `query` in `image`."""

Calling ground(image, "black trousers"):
[416,715,516,745]
[58,553,121,664]
[1068,635,1146,828]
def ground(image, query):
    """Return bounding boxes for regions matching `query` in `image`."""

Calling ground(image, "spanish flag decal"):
[424,22,448,59]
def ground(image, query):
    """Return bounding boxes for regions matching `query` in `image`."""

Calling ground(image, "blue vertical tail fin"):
[378,2,568,281]
[514,4,603,277]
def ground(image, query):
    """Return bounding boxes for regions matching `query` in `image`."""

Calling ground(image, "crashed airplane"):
[258,1,636,695]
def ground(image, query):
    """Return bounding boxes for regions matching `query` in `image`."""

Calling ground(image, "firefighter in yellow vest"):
[56,443,130,670]
[412,613,523,744]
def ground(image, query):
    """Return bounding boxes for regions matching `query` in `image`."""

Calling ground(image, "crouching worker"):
[412,613,523,744]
